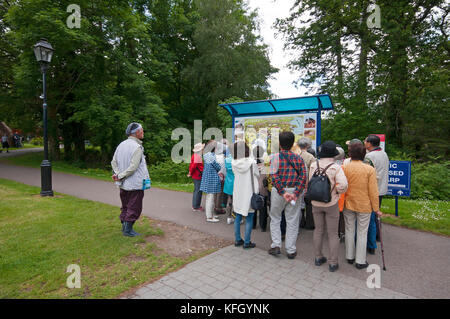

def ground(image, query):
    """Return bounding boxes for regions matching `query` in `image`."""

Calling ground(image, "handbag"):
[250,163,265,211]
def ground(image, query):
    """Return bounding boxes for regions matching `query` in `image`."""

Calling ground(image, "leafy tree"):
[184,0,277,127]
[1,0,277,165]
[276,0,449,159]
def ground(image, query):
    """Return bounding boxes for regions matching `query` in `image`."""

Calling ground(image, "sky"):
[246,0,308,99]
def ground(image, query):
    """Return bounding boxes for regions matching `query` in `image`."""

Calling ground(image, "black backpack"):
[305,160,335,203]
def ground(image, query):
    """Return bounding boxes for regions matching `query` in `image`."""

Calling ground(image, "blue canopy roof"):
[219,94,333,117]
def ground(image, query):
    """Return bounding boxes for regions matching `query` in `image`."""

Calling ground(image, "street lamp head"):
[33,38,54,64]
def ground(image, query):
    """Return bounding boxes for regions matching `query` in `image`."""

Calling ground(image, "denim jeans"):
[367,212,378,249]
[192,179,202,209]
[234,212,255,244]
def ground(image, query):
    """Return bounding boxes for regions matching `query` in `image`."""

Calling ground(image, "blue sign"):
[387,161,411,197]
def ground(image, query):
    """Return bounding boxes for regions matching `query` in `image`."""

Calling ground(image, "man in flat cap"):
[111,122,150,237]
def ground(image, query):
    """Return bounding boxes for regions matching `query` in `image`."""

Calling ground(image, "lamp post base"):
[40,159,54,197]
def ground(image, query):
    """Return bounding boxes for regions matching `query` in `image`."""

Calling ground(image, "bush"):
[410,161,450,201]
[30,137,43,146]
[148,159,192,184]
[375,149,449,201]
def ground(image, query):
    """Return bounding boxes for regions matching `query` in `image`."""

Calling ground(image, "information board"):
[387,160,411,197]
[234,112,318,154]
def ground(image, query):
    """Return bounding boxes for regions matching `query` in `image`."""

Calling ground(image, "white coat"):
[232,157,259,216]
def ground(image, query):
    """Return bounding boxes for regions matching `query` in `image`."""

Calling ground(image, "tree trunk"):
[336,33,344,105]
[357,7,369,111]
[73,123,86,162]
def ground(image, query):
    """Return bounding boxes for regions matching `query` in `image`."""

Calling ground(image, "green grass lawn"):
[0,178,209,298]
[1,143,40,151]
[0,151,194,193]
[1,151,449,237]
[380,198,450,237]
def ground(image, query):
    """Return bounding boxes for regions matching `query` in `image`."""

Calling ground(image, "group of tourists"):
[111,121,389,273]
[188,131,389,272]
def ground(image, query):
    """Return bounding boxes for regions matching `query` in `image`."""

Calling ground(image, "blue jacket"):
[223,156,235,195]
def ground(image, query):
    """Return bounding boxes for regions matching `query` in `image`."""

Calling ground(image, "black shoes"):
[355,262,369,269]
[243,242,256,249]
[268,247,281,256]
[329,264,339,272]
[287,251,297,259]
[315,256,327,266]
[367,248,376,255]
[235,239,244,247]
[346,259,369,269]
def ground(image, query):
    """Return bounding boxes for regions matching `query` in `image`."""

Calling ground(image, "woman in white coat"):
[232,141,260,249]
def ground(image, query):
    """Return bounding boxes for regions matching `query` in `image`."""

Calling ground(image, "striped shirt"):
[270,150,307,197]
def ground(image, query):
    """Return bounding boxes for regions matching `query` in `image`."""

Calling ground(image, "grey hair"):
[297,137,312,149]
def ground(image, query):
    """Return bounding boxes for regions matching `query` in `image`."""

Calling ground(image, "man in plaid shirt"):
[268,131,307,259]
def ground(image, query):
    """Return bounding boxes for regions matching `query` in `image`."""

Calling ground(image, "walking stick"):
[377,216,386,271]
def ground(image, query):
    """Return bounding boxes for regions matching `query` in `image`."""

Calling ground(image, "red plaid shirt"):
[270,150,307,198]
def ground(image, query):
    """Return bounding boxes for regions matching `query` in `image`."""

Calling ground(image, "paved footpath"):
[129,245,412,299]
[1,150,449,299]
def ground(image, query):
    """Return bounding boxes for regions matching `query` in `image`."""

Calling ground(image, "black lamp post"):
[34,38,54,197]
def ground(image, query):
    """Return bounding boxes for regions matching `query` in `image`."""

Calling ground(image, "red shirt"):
[189,153,204,180]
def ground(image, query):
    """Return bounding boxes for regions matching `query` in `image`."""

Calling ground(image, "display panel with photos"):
[234,112,317,154]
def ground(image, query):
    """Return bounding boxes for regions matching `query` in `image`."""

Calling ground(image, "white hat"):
[192,143,205,153]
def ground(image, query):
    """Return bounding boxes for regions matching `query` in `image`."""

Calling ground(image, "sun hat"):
[192,143,205,153]
[318,140,339,158]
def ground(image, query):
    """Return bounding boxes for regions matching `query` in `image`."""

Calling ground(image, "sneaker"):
[227,217,235,224]
[206,218,220,223]
[214,208,226,215]
[268,247,281,256]
[355,262,369,269]
[329,264,339,272]
[287,251,297,259]
[235,239,244,247]
[192,207,204,212]
[347,259,355,264]
[367,248,376,255]
[315,256,327,266]
[243,242,256,249]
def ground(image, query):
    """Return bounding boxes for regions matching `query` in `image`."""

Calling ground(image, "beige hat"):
[193,143,205,153]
